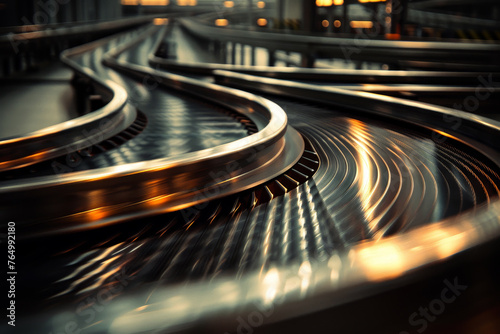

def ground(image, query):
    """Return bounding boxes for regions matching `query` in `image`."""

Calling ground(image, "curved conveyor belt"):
[5,21,500,334]
[0,24,303,234]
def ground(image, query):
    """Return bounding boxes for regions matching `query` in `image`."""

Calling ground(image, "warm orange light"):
[257,18,267,26]
[350,20,373,29]
[257,1,266,8]
[141,0,168,5]
[177,0,196,5]
[224,1,234,8]
[121,0,139,5]
[333,0,344,4]
[385,33,400,40]
[333,20,341,28]
[316,0,333,6]
[85,207,108,221]
[358,244,404,281]
[322,20,329,28]
[359,0,386,2]
[153,18,169,25]
[215,18,229,26]
[146,195,169,207]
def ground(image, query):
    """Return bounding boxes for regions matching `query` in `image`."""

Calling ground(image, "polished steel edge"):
[72,73,500,334]
[214,70,500,158]
[219,69,500,85]
[0,26,143,171]
[150,18,499,81]
[179,16,500,63]
[149,51,500,85]
[87,200,500,334]
[0,15,159,50]
[189,10,499,51]
[0,23,304,235]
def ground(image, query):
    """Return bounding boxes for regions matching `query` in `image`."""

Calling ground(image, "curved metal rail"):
[0,24,303,236]
[214,70,500,153]
[179,14,500,66]
[148,20,500,84]
[93,70,500,334]
[5,18,500,334]
[18,58,500,334]
[0,15,158,53]
[150,49,500,85]
[0,30,137,171]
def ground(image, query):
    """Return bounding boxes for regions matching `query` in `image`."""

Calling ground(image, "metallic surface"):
[150,53,500,85]
[4,18,500,334]
[0,25,304,235]
[148,22,500,86]
[179,13,500,65]
[0,15,159,52]
[0,35,135,171]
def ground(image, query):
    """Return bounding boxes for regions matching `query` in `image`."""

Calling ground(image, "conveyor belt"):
[0,29,253,177]
[19,95,500,295]
[4,22,500,334]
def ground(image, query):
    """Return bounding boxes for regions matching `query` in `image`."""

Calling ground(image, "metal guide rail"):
[0,23,303,236]
[2,18,500,334]
[178,12,500,66]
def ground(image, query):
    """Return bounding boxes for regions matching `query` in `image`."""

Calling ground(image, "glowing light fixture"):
[224,1,234,8]
[153,18,169,25]
[141,0,169,5]
[121,0,139,5]
[177,0,197,5]
[257,1,266,8]
[350,21,373,29]
[316,0,333,6]
[322,20,329,28]
[215,19,229,26]
[257,18,267,26]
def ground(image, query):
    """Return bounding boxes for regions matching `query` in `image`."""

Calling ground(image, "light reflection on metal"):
[350,119,377,224]
[262,268,280,304]
[0,65,132,170]
[164,16,500,73]
[153,18,169,25]
[357,244,404,281]
[10,19,500,334]
[99,201,500,333]
[1,25,304,235]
